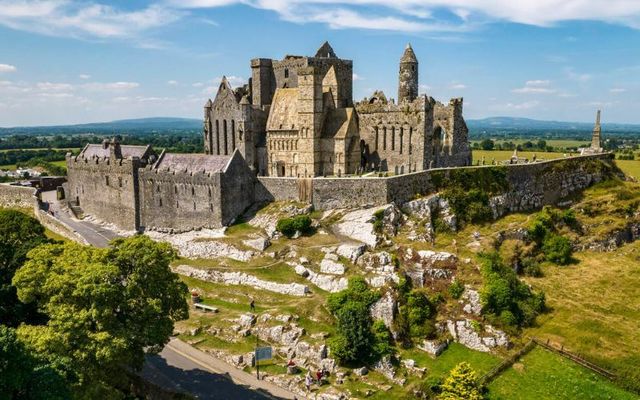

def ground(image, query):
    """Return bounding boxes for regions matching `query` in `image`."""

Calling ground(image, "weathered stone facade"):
[204,41,471,177]
[66,140,255,232]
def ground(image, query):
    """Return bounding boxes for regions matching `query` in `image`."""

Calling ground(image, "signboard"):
[255,346,272,361]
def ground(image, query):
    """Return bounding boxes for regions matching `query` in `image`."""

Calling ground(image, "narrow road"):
[41,190,120,247]
[142,338,297,400]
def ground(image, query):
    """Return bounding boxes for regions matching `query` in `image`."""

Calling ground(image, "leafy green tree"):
[542,234,573,265]
[479,139,494,151]
[13,236,189,398]
[0,209,49,326]
[479,252,546,328]
[439,362,483,400]
[327,277,381,365]
[0,325,70,400]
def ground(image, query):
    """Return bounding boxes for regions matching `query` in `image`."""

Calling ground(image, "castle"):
[65,42,473,232]
[203,42,471,177]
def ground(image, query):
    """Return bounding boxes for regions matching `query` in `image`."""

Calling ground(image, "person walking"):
[305,371,313,392]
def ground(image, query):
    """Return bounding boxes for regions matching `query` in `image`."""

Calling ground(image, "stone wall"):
[255,177,300,203]
[254,154,615,212]
[0,184,36,209]
[35,209,88,245]
[66,154,142,231]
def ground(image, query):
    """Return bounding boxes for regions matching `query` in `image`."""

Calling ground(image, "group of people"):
[304,368,328,392]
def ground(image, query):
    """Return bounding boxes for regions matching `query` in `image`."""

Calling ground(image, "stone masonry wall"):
[0,184,36,209]
[66,155,142,231]
[255,154,615,212]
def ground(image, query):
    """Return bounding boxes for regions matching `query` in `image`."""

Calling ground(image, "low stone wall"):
[255,177,300,203]
[35,209,89,245]
[0,184,37,209]
[254,153,615,211]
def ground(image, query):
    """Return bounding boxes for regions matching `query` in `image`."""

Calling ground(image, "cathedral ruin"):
[65,42,474,233]
[203,42,472,177]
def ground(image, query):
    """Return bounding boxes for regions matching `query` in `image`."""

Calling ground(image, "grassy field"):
[471,139,590,149]
[522,241,640,389]
[0,147,81,153]
[615,159,640,179]
[488,347,638,399]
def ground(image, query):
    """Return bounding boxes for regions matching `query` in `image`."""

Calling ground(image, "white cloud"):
[0,63,16,73]
[450,82,466,89]
[512,79,555,94]
[82,81,140,91]
[192,82,204,88]
[565,67,592,82]
[36,82,74,91]
[0,1,182,40]
[167,80,178,85]
[79,74,91,80]
[352,73,363,81]
[610,88,626,93]
[493,100,540,110]
[169,0,640,32]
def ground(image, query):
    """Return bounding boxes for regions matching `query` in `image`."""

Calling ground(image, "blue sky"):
[1,0,639,126]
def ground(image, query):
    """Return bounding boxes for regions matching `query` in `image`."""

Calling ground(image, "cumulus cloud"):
[167,80,178,85]
[512,79,555,94]
[79,74,91,80]
[0,1,182,40]
[82,81,140,91]
[450,82,466,89]
[0,63,17,73]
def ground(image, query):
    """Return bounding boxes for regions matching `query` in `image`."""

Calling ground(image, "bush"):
[327,277,381,365]
[479,252,546,328]
[276,215,312,237]
[521,258,543,277]
[542,234,572,265]
[371,320,394,358]
[448,281,465,299]
[439,362,483,400]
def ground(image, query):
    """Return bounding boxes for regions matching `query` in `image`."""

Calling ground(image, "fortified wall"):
[256,153,616,212]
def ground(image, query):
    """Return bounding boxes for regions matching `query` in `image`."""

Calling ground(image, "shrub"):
[439,362,483,400]
[327,277,381,365]
[521,258,543,277]
[542,234,572,265]
[372,209,385,233]
[276,215,312,237]
[479,252,546,328]
[371,320,394,358]
[448,281,465,299]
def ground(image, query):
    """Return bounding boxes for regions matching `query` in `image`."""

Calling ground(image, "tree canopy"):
[12,235,189,398]
[439,362,484,400]
[0,209,49,326]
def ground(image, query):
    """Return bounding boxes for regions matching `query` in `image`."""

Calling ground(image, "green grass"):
[471,139,590,149]
[615,159,640,179]
[487,347,639,399]
[401,342,501,381]
[472,150,565,165]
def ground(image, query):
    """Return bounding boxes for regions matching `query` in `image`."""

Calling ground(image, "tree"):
[0,209,49,326]
[480,139,494,151]
[0,325,69,399]
[327,277,381,365]
[439,362,483,400]
[13,236,189,398]
[542,234,573,265]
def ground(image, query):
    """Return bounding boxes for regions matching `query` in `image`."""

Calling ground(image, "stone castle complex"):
[203,42,471,176]
[64,42,605,233]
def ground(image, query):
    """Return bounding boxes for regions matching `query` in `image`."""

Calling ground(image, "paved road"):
[142,338,297,400]
[41,190,120,247]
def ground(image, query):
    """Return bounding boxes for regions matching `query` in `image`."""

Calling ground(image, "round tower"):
[398,43,418,103]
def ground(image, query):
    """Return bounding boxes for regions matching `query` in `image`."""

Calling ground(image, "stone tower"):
[398,43,418,104]
[591,109,602,150]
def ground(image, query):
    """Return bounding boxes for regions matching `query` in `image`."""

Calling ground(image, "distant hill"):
[0,117,203,136]
[467,117,640,137]
[2,116,639,138]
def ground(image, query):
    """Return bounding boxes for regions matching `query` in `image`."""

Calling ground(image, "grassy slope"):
[488,347,638,400]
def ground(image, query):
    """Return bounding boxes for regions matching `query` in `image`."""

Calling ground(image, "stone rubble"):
[461,285,482,316]
[369,291,396,329]
[320,255,346,275]
[242,236,271,251]
[292,263,348,292]
[332,204,403,248]
[147,230,254,261]
[444,319,509,352]
[175,265,309,296]
[418,339,449,356]
[335,243,366,262]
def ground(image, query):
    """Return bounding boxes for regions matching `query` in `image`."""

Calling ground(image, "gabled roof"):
[80,144,152,160]
[315,41,337,58]
[322,107,356,139]
[153,152,233,174]
[266,88,298,131]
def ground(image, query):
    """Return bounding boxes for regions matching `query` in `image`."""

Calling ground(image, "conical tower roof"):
[400,43,418,63]
[315,41,337,58]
